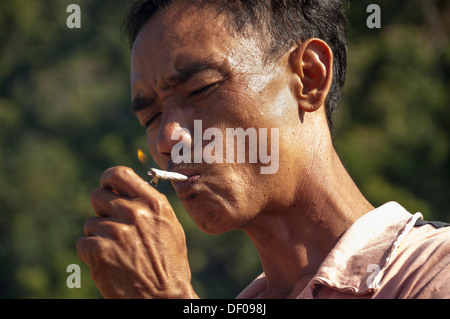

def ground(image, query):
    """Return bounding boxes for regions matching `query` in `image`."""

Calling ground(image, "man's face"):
[131,3,302,233]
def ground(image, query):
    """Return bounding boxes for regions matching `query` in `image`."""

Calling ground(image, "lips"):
[166,163,203,194]
[175,173,200,187]
[171,173,200,201]
[168,164,199,184]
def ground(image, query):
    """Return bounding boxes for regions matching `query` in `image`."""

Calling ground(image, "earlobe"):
[290,39,333,112]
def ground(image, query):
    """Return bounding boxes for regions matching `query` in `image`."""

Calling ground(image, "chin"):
[175,167,259,234]
[181,196,246,235]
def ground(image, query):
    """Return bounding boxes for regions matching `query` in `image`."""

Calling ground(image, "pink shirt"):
[238,202,450,299]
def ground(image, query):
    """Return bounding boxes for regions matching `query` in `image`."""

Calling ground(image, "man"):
[76,0,450,298]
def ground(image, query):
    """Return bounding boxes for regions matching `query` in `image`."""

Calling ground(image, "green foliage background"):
[0,0,448,298]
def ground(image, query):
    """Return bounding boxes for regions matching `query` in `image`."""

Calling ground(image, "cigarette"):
[147,168,188,185]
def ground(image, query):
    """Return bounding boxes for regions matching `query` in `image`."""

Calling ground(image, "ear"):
[290,38,333,112]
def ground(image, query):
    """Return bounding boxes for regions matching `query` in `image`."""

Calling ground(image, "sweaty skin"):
[77,3,373,299]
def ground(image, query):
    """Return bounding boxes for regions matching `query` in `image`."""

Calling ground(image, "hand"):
[76,166,198,299]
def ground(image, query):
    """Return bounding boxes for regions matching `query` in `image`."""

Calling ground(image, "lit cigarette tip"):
[137,149,188,184]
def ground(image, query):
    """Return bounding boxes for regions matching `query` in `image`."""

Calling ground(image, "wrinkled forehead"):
[130,3,266,89]
[131,4,224,79]
[131,3,229,60]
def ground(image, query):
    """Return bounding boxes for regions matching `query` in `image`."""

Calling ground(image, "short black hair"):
[123,0,348,130]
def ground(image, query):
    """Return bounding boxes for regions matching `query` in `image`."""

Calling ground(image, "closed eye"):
[145,113,161,129]
[189,82,219,98]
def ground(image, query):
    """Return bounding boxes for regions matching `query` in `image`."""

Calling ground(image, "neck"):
[242,145,374,298]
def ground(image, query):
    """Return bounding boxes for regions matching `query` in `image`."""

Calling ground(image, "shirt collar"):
[298,201,422,298]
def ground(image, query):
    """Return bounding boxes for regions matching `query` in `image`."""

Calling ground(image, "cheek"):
[181,167,268,234]
[146,132,164,166]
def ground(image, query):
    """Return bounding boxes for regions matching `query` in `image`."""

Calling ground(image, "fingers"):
[77,217,132,268]
[77,166,194,299]
[91,166,166,220]
[83,216,125,237]
[100,166,158,199]
[90,187,127,219]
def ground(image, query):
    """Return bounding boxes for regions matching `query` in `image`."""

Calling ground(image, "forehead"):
[130,3,263,89]
[135,4,227,50]
[132,5,225,69]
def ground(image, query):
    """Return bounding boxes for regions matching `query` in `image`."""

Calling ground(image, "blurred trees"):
[336,0,449,222]
[0,0,448,298]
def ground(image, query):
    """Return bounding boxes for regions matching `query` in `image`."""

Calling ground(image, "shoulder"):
[236,273,266,299]
[379,220,450,298]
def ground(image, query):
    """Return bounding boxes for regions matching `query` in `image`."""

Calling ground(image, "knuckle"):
[126,206,149,225]
[158,193,169,203]
[100,166,135,188]
[136,206,153,221]
[76,236,113,270]
[152,196,171,214]
[109,223,131,240]
[114,198,150,224]
[116,200,138,221]
[82,216,98,235]
[107,166,134,180]
[89,187,103,203]
[75,236,86,255]
[76,235,100,264]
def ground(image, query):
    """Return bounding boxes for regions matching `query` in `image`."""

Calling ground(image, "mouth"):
[170,168,202,196]
[175,173,200,188]
[173,169,200,184]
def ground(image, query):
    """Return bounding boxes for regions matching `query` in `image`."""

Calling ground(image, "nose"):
[156,118,193,161]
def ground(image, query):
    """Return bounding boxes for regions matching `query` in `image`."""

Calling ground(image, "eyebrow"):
[131,94,154,113]
[165,59,219,89]
[131,56,225,113]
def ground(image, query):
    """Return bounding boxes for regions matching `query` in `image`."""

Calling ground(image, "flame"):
[137,149,149,167]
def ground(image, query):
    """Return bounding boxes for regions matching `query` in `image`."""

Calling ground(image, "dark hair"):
[123,0,348,130]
